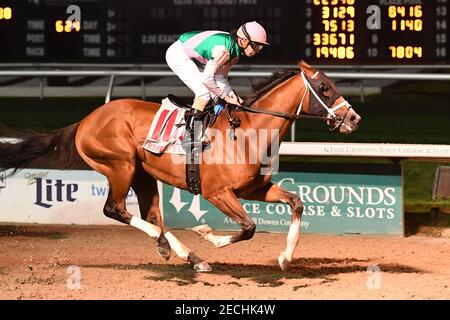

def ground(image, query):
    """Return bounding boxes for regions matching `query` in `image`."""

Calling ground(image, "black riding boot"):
[182,109,204,148]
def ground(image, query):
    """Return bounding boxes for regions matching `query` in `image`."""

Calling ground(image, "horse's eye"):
[320,84,329,96]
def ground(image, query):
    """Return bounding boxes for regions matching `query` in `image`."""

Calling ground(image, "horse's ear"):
[298,60,316,76]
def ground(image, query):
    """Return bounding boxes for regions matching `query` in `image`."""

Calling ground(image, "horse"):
[0,60,361,272]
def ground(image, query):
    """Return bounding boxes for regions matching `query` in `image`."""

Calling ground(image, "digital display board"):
[0,0,448,64]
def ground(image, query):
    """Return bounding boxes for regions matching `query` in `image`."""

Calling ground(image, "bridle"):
[228,71,353,132]
[297,71,353,131]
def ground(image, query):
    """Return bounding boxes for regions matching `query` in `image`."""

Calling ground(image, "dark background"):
[0,0,448,64]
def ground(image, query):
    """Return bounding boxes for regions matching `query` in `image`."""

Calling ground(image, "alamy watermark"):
[66,5,81,27]
[67,265,81,290]
[171,128,280,175]
[366,5,381,30]
[366,265,381,290]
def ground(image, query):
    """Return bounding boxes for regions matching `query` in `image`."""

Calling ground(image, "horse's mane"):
[245,68,300,107]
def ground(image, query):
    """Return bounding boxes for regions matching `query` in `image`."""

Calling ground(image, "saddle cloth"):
[143,98,187,155]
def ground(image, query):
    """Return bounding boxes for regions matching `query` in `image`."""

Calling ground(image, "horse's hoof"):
[278,252,291,271]
[194,261,212,272]
[191,224,212,237]
[157,246,171,261]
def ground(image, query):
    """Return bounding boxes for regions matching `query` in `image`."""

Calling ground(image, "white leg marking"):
[192,225,233,248]
[164,231,190,260]
[209,235,233,248]
[284,218,301,260]
[130,216,161,239]
[191,224,212,237]
[278,218,301,270]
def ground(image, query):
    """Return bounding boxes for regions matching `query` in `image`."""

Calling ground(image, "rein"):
[230,104,329,121]
[226,71,352,131]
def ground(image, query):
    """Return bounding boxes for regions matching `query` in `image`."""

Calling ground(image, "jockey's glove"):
[224,91,243,106]
[224,95,240,106]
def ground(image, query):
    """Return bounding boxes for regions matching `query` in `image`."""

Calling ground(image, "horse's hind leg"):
[132,167,171,261]
[104,162,211,272]
[103,164,210,271]
[102,163,161,238]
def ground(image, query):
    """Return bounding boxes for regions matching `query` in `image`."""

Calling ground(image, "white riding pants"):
[166,40,219,102]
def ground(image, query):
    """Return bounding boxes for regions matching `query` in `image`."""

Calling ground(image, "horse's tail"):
[0,123,82,176]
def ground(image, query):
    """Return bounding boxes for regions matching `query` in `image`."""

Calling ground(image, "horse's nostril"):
[350,115,357,122]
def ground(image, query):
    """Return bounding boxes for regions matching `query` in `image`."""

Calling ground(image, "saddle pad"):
[143,98,187,155]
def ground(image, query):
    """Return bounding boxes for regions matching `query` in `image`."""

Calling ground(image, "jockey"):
[165,21,269,144]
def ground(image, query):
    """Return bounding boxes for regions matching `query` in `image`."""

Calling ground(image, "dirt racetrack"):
[0,224,449,300]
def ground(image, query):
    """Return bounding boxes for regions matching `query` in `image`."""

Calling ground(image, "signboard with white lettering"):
[162,163,404,235]
[0,169,138,225]
[0,164,403,235]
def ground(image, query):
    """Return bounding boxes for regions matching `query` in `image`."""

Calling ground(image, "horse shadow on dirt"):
[82,257,425,288]
[0,225,64,239]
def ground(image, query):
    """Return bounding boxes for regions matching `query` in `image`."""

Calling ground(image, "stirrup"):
[182,109,205,148]
[182,127,209,147]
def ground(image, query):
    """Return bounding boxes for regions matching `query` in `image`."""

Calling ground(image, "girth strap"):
[186,160,201,195]
[184,111,203,195]
[185,135,202,195]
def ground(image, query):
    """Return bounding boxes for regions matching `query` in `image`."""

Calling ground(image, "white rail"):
[1,69,450,105]
[1,63,450,69]
[1,70,450,80]
[279,142,450,159]
[1,138,448,160]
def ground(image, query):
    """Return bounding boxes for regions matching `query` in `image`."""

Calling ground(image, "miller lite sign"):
[34,177,78,208]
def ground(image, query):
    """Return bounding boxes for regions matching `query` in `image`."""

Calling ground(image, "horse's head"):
[298,60,361,134]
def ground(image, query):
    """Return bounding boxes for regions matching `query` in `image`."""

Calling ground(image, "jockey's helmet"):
[236,21,269,46]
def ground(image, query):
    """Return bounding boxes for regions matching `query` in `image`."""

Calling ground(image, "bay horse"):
[0,60,361,272]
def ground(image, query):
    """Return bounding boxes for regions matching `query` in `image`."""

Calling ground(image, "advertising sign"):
[162,163,403,235]
[0,169,139,225]
[0,164,403,235]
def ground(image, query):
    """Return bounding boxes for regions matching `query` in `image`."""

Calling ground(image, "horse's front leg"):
[241,183,304,271]
[194,187,256,248]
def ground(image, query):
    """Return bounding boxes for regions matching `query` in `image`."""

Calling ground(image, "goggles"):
[241,24,265,52]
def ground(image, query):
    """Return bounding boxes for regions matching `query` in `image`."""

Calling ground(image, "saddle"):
[145,94,240,196]
[167,94,219,133]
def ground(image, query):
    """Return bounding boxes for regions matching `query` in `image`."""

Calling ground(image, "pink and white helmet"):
[236,21,269,45]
